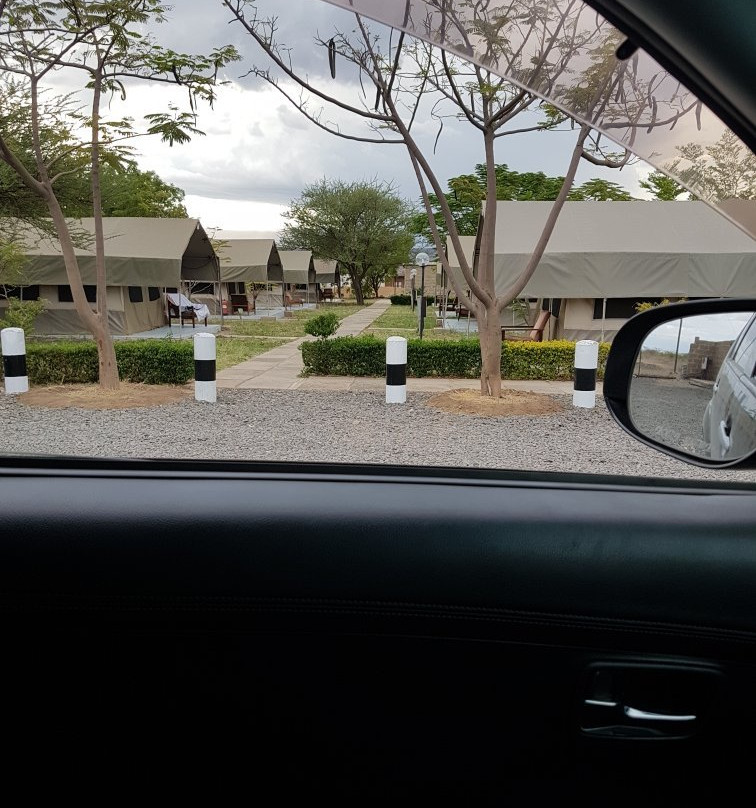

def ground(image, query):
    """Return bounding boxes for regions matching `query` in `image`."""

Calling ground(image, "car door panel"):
[1,460,755,796]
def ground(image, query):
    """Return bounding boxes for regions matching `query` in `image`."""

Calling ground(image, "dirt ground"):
[18,383,192,409]
[426,388,564,417]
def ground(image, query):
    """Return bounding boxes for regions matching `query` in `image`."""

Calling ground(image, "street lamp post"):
[410,267,417,312]
[416,253,430,340]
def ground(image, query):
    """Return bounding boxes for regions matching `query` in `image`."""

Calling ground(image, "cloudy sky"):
[98,0,659,236]
[644,312,753,353]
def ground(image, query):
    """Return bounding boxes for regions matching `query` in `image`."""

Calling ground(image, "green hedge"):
[1,340,195,385]
[389,294,436,306]
[301,337,610,380]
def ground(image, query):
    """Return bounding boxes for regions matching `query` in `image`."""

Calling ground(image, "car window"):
[733,317,756,377]
[0,0,753,482]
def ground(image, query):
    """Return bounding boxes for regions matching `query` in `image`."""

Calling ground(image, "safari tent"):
[445,201,756,341]
[1,218,218,335]
[279,250,316,304]
[200,238,283,313]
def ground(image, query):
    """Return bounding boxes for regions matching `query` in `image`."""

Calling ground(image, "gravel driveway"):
[1,388,754,483]
[629,376,713,457]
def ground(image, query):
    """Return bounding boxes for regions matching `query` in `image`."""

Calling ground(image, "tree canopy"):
[279,179,414,305]
[639,171,688,201]
[667,131,756,201]
[412,164,634,239]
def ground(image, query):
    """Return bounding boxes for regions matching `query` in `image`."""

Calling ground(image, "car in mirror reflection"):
[626,310,756,463]
[703,313,756,460]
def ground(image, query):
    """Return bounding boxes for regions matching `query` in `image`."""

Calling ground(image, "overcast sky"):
[103,0,657,236]
[643,312,752,353]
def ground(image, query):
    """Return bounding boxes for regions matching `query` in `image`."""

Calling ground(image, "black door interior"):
[2,459,755,798]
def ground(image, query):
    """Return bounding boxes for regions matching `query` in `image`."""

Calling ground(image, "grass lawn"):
[215,337,288,370]
[366,303,465,340]
[223,303,371,338]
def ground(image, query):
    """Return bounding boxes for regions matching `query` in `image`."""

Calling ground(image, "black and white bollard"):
[194,332,216,403]
[386,336,407,404]
[573,339,599,408]
[1,327,29,395]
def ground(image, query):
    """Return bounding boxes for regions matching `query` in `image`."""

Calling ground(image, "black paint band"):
[194,359,216,382]
[386,363,406,386]
[3,354,27,378]
[574,367,596,391]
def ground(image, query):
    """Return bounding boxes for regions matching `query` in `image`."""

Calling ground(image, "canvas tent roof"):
[445,201,756,298]
[279,250,316,284]
[215,239,283,283]
[313,258,337,284]
[8,218,218,287]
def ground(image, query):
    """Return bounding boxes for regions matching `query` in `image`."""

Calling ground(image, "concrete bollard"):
[573,339,599,408]
[1,327,29,394]
[194,332,216,403]
[386,336,407,404]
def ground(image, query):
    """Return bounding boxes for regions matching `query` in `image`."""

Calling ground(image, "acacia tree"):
[413,163,634,240]
[224,0,698,396]
[0,1,237,388]
[278,179,414,305]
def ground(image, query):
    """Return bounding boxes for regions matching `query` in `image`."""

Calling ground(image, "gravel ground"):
[0,388,754,483]
[630,377,713,457]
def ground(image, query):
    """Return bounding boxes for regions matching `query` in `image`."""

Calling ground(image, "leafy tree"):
[279,179,414,305]
[412,164,634,240]
[568,178,633,201]
[226,0,699,396]
[667,130,756,201]
[639,171,688,201]
[0,1,238,388]
[64,163,189,218]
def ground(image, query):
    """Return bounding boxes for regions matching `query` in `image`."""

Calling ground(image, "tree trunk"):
[89,63,119,390]
[350,270,365,304]
[479,301,502,398]
[94,315,119,388]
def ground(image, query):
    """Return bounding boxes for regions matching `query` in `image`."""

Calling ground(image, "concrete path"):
[216,299,391,390]
[216,298,602,396]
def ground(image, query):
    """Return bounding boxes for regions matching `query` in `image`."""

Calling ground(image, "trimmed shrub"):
[301,337,611,380]
[304,311,340,339]
[390,294,436,306]
[113,340,194,384]
[1,339,195,385]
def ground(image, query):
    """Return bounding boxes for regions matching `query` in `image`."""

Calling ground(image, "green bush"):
[0,298,48,336]
[304,311,340,339]
[1,339,195,385]
[389,294,436,306]
[301,337,611,380]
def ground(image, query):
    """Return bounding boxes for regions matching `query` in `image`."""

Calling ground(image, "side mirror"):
[604,299,756,469]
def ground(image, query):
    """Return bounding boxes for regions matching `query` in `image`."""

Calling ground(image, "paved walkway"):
[216,299,602,395]
[216,299,391,390]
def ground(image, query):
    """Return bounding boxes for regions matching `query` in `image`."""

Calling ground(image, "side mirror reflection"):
[629,312,756,461]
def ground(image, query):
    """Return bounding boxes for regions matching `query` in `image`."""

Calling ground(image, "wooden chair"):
[166,299,207,328]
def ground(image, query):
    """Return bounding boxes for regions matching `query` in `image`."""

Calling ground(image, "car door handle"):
[719,418,732,451]
[624,706,696,722]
